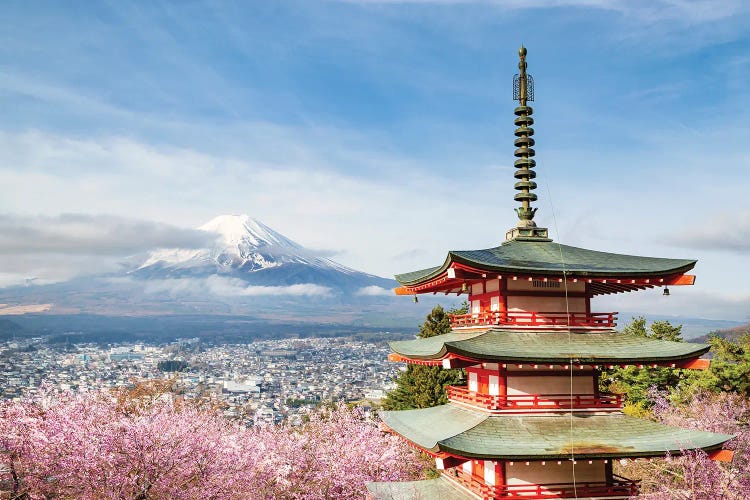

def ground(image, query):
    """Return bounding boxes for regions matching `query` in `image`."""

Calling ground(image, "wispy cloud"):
[142,276,331,297]
[337,0,747,22]
[0,213,212,287]
[667,212,750,253]
[0,214,212,255]
[355,285,394,296]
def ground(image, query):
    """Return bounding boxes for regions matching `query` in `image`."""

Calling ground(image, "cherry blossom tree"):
[622,390,750,499]
[0,390,424,499]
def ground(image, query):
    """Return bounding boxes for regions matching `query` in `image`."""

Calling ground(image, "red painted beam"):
[678,358,711,370]
[709,449,734,462]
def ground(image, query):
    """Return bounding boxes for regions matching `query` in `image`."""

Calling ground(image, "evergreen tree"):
[382,302,468,410]
[681,333,750,397]
[601,317,687,412]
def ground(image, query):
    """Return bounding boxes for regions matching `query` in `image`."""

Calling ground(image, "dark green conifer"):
[382,302,468,410]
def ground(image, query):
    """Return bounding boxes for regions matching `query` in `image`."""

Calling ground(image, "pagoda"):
[367,47,734,500]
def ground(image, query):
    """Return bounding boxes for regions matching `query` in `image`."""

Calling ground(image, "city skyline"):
[1,1,749,320]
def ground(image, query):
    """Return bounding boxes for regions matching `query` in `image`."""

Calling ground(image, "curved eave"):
[381,405,733,461]
[367,477,475,500]
[394,241,696,288]
[389,329,710,364]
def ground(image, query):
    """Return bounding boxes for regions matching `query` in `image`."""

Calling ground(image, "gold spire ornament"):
[505,46,551,243]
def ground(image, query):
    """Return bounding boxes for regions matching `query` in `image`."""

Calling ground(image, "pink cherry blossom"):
[1,391,424,499]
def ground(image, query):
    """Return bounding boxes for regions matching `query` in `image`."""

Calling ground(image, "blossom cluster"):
[0,391,425,499]
[628,390,750,499]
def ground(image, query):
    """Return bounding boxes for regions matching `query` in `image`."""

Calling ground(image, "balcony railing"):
[449,311,617,329]
[451,468,638,499]
[447,385,623,411]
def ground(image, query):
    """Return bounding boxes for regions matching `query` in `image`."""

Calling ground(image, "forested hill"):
[696,322,750,343]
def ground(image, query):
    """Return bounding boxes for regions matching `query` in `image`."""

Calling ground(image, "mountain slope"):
[133,215,394,291]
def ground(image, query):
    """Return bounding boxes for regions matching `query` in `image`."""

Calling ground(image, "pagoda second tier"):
[388,328,710,367]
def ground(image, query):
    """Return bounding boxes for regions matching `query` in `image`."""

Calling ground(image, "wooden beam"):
[709,449,734,462]
[679,358,711,370]
[668,274,696,286]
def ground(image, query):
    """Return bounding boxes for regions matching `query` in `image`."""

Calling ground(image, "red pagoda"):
[367,47,733,500]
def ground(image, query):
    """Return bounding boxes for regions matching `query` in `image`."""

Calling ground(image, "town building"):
[367,47,733,500]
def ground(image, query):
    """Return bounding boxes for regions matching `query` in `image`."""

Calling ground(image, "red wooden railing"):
[451,468,638,499]
[447,386,623,411]
[449,311,617,329]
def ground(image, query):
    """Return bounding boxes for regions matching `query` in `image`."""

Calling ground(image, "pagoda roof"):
[380,404,733,460]
[395,240,695,287]
[389,329,709,364]
[366,476,475,500]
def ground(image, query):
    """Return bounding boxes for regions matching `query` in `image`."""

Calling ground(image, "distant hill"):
[694,322,750,343]
[0,318,26,340]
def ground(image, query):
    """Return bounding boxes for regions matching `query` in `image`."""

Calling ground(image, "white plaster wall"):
[484,461,496,485]
[506,296,586,314]
[486,279,500,292]
[491,295,500,311]
[488,375,500,396]
[468,372,478,392]
[506,375,594,396]
[471,300,481,314]
[506,460,605,485]
[472,283,484,295]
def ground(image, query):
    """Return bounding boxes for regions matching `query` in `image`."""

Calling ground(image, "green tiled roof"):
[366,477,475,500]
[395,240,696,285]
[389,329,710,363]
[381,404,733,460]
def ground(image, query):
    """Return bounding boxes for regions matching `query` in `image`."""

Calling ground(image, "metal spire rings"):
[513,46,538,228]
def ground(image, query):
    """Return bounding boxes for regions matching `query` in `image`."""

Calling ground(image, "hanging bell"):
[461,282,469,294]
[663,287,670,296]
[413,295,419,303]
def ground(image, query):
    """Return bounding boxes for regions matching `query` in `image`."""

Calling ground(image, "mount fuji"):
[132,214,395,292]
[0,215,437,332]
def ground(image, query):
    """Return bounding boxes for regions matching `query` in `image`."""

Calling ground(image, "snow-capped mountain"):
[134,215,393,291]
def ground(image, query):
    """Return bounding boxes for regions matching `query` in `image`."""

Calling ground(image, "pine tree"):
[601,316,686,412]
[382,302,468,410]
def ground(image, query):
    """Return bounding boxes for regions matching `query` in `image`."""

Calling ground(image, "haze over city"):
[1,0,749,321]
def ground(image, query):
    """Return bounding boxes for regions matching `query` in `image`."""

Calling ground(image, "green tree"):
[382,302,468,410]
[680,333,750,397]
[601,317,687,412]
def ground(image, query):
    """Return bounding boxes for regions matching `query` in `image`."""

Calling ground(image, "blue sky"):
[1,0,749,320]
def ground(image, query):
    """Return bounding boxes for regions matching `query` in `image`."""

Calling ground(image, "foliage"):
[382,302,469,410]
[621,390,750,499]
[0,388,425,499]
[157,360,188,372]
[680,333,750,398]
[601,317,688,409]
[604,318,750,411]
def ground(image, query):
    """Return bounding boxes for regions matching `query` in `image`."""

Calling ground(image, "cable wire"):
[546,184,578,499]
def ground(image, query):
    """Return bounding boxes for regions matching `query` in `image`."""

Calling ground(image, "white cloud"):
[142,276,331,298]
[0,213,212,255]
[356,285,395,296]
[0,213,213,288]
[667,212,750,253]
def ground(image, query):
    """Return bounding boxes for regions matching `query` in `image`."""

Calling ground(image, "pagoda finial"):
[506,47,550,243]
